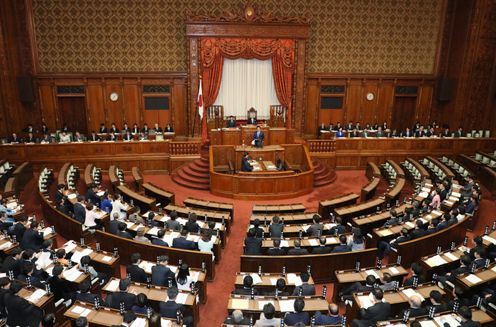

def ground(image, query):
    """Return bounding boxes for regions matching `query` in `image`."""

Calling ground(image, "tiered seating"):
[420,156,455,182]
[0,159,15,186]
[58,162,80,189]
[441,156,472,180]
[84,163,101,187]
[38,167,53,194]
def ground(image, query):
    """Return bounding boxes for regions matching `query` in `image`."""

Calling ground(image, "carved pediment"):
[187,2,310,24]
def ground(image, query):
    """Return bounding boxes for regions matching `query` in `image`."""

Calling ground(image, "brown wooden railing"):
[169,141,201,155]
[307,139,336,153]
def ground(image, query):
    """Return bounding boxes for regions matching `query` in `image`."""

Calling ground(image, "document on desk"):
[130,317,147,327]
[401,288,424,301]
[434,313,460,327]
[425,255,448,267]
[258,300,274,310]
[419,321,437,327]
[464,274,482,285]
[249,273,263,285]
[483,235,496,245]
[67,193,77,200]
[105,279,120,292]
[278,299,295,312]
[138,261,154,274]
[378,229,393,237]
[147,227,160,236]
[0,241,13,250]
[388,267,400,275]
[230,298,250,310]
[101,255,112,262]
[287,273,302,286]
[63,266,83,282]
[63,240,78,253]
[357,295,374,309]
[176,292,189,304]
[405,221,415,228]
[160,319,172,327]
[279,240,289,248]
[307,238,319,246]
[71,305,91,317]
[444,252,459,262]
[27,289,47,304]
[190,271,200,282]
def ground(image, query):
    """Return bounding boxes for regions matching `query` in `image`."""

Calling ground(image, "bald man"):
[314,303,342,325]
[400,295,428,318]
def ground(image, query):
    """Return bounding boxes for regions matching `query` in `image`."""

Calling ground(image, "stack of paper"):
[388,267,400,275]
[177,218,188,225]
[125,221,135,229]
[287,273,302,286]
[63,266,83,282]
[464,274,482,285]
[365,269,380,279]
[326,237,338,245]
[483,235,496,245]
[105,279,120,292]
[130,318,147,327]
[0,241,13,250]
[71,305,92,317]
[230,298,250,310]
[67,193,77,200]
[175,292,188,304]
[307,239,319,246]
[419,321,437,327]
[269,278,278,286]
[187,235,200,242]
[147,227,160,236]
[138,261,154,274]
[63,241,78,253]
[160,319,172,327]
[279,240,289,248]
[249,273,263,285]
[81,248,94,257]
[278,299,295,312]
[357,295,374,309]
[425,255,448,267]
[444,252,459,262]
[433,313,461,326]
[27,289,47,303]
[101,256,112,262]
[190,271,200,282]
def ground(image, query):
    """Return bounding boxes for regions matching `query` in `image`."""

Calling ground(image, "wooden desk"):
[259,234,343,252]
[57,162,72,186]
[250,213,317,225]
[234,272,315,294]
[117,185,156,212]
[142,182,175,207]
[385,178,405,204]
[352,203,410,232]
[386,160,405,178]
[366,162,381,179]
[209,126,295,146]
[84,164,95,187]
[427,156,455,179]
[377,308,494,326]
[227,295,328,316]
[420,247,465,280]
[319,193,359,219]
[248,222,337,238]
[95,230,215,280]
[18,287,54,312]
[334,198,385,223]
[183,197,234,222]
[12,161,32,192]
[456,263,496,290]
[108,165,120,188]
[241,248,378,283]
[165,204,231,231]
[210,144,314,200]
[131,166,143,191]
[361,177,380,202]
[253,204,306,215]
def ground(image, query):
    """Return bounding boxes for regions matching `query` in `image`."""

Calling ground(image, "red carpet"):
[19,169,496,327]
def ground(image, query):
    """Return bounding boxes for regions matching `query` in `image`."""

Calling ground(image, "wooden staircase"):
[171,156,210,190]
[312,159,337,187]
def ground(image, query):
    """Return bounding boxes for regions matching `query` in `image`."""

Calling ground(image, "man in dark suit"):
[252,126,264,147]
[314,303,342,325]
[123,131,133,141]
[288,240,309,255]
[184,213,200,233]
[73,280,103,304]
[329,217,346,235]
[332,235,352,253]
[85,184,101,206]
[399,295,428,318]
[403,263,425,287]
[151,229,169,247]
[401,127,413,138]
[241,153,253,172]
[131,124,140,134]
[454,127,464,138]
[352,289,391,327]
[20,221,44,251]
[4,281,43,327]
[126,253,147,283]
[116,222,133,239]
[17,261,45,289]
[426,290,449,314]
[160,287,183,318]
[98,123,107,133]
[248,219,264,238]
[268,216,283,238]
[409,219,427,239]
[267,239,286,256]
[453,306,482,327]
[340,275,377,301]
[284,298,310,326]
[292,272,315,296]
[88,131,100,141]
[233,275,257,295]
[24,132,37,143]
[172,229,197,250]
[244,229,262,255]
[0,277,11,318]
[151,256,175,287]
[73,196,86,224]
[141,123,150,134]
[226,116,237,128]
[106,278,137,310]
[8,132,22,143]
[0,247,22,275]
[473,248,486,268]
[108,213,121,235]
[306,214,324,237]
[164,124,174,133]
[247,115,257,125]
[312,236,332,254]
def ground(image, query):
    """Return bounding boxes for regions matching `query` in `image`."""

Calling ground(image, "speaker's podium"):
[209,144,314,199]
[210,125,295,146]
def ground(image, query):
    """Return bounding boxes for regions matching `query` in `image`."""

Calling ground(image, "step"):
[189,161,210,174]
[176,168,210,185]
[193,158,210,168]
[171,174,210,190]
[314,169,332,181]
[314,164,327,175]
[182,165,209,179]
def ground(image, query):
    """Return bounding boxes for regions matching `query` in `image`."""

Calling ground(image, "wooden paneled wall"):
[36,74,187,136]
[303,75,435,137]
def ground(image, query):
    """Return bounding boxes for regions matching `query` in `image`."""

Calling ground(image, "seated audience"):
[284,297,310,326]
[292,272,315,296]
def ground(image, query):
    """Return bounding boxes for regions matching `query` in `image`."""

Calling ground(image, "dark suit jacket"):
[400,307,428,318]
[428,303,449,314]
[332,244,352,253]
[49,276,71,301]
[267,247,286,256]
[247,118,257,125]
[108,219,120,235]
[410,228,427,239]
[151,238,169,247]
[184,221,200,233]
[244,237,262,255]
[287,248,309,255]
[226,119,236,128]
[248,226,264,238]
[241,158,253,172]
[0,288,11,318]
[74,291,103,305]
[106,291,137,310]
[284,311,310,325]
[86,189,101,206]
[151,265,175,287]
[253,131,265,145]
[224,315,251,325]
[403,274,425,287]
[172,237,197,250]
[127,264,147,283]
[314,312,342,325]
[269,223,283,238]
[312,246,332,254]
[73,203,86,224]
[458,320,481,327]
[160,300,183,318]
[354,302,391,326]
[117,230,133,239]
[20,228,44,251]
[4,292,43,327]
[292,283,315,296]
[307,223,324,237]
[1,256,21,275]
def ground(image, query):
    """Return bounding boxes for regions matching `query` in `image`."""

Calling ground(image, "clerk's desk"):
[210,125,295,146]
[234,272,314,294]
[376,308,494,326]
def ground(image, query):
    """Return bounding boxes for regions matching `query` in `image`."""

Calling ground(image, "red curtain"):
[200,38,295,128]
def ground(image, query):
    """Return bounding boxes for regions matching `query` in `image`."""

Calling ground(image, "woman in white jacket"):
[110,194,128,220]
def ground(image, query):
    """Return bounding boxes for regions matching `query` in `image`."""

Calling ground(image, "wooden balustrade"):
[307,139,336,153]
[170,141,201,155]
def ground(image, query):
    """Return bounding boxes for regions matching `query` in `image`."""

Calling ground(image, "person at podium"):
[226,116,237,128]
[241,153,253,172]
[247,115,257,125]
[252,126,265,148]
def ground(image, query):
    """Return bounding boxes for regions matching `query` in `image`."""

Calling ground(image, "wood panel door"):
[58,96,88,133]
[392,97,417,132]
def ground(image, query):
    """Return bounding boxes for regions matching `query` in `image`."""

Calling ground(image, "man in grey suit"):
[269,216,284,238]
[287,240,309,255]
[165,211,181,231]
[292,272,315,296]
